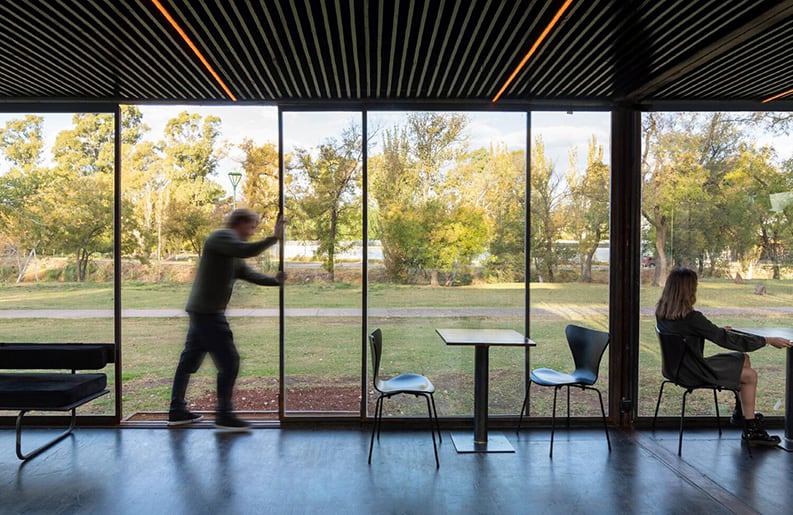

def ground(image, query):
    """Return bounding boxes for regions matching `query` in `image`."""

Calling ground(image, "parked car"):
[642,256,656,268]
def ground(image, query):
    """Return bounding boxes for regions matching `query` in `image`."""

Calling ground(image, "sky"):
[1,107,790,193]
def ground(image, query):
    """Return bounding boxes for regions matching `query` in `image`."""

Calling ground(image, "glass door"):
[282,111,363,416]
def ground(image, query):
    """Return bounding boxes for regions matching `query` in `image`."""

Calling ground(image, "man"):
[168,208,285,431]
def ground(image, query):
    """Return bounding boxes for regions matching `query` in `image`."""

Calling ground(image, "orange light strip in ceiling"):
[762,87,793,103]
[150,0,237,101]
[492,0,575,103]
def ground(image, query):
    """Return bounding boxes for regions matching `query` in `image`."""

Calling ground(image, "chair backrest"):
[565,324,609,385]
[655,327,720,388]
[369,328,383,386]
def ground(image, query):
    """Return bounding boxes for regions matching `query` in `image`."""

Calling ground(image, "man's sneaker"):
[742,418,781,447]
[214,414,252,432]
[168,410,203,426]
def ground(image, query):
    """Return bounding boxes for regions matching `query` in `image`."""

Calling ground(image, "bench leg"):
[16,408,77,461]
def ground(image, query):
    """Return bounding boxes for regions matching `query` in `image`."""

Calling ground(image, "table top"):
[435,328,535,347]
[732,327,793,340]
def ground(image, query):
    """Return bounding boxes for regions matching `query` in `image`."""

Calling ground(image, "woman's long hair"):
[655,267,698,320]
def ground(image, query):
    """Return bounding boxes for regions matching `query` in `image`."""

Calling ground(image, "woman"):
[655,267,790,446]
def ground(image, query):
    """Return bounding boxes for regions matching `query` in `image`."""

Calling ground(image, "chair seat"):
[530,368,596,387]
[377,373,435,395]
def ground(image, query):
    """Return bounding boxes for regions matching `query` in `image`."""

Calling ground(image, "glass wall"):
[638,112,793,418]
[525,111,611,418]
[0,110,117,416]
[366,111,528,418]
[120,105,281,420]
[1,106,616,423]
[281,111,363,415]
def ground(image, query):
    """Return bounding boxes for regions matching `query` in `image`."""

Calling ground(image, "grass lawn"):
[1,277,792,419]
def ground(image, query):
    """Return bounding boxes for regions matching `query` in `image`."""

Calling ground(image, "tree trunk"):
[653,220,669,287]
[77,248,88,282]
[327,210,337,283]
[580,252,593,282]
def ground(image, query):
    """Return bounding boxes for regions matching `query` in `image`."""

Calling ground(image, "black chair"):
[517,324,611,458]
[653,328,743,456]
[368,328,442,467]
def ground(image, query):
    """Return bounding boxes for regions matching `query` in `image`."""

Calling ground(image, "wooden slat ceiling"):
[1,0,793,109]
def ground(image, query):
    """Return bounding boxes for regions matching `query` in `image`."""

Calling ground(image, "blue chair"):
[368,328,441,467]
[517,324,611,457]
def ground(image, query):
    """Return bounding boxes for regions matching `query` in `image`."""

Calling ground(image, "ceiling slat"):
[0,0,792,107]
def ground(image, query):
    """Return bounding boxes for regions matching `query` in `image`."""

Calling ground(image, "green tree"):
[370,113,476,284]
[122,139,163,261]
[568,136,610,282]
[0,115,44,172]
[530,137,564,282]
[37,107,145,280]
[725,144,793,279]
[451,145,525,282]
[290,122,362,282]
[369,127,414,280]
[0,115,47,273]
[239,139,281,226]
[159,112,226,256]
[642,112,757,284]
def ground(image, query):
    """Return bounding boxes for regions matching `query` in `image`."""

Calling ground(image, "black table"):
[733,327,793,449]
[436,328,535,453]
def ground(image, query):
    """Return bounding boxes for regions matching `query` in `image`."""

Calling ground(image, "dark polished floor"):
[2,422,792,515]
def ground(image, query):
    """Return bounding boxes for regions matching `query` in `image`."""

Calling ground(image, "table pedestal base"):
[776,437,793,452]
[450,432,514,453]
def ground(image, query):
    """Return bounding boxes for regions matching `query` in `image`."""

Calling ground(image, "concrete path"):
[1,306,792,318]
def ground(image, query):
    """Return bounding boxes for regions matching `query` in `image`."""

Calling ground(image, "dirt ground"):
[190,377,361,412]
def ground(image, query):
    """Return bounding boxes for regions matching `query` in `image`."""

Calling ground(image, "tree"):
[568,136,610,282]
[0,115,44,172]
[641,112,787,284]
[0,115,46,274]
[239,139,280,225]
[40,107,145,280]
[369,112,477,284]
[451,144,525,282]
[641,113,724,283]
[290,122,362,282]
[159,112,226,256]
[725,144,793,279]
[530,137,564,282]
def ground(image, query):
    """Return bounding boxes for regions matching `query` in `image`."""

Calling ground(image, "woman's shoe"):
[742,417,780,447]
[730,407,763,426]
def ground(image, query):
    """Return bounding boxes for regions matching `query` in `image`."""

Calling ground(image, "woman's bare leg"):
[739,354,757,419]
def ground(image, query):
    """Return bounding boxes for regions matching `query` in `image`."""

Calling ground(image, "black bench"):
[0,343,115,460]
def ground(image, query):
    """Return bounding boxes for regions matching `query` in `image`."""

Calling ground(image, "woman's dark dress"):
[656,310,765,389]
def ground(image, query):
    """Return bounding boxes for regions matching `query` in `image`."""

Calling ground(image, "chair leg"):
[368,396,383,464]
[376,395,387,441]
[15,408,77,461]
[566,386,571,428]
[550,386,560,458]
[652,381,669,430]
[713,389,722,436]
[423,394,440,468]
[517,380,531,433]
[429,393,442,444]
[592,387,611,451]
[678,390,689,456]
